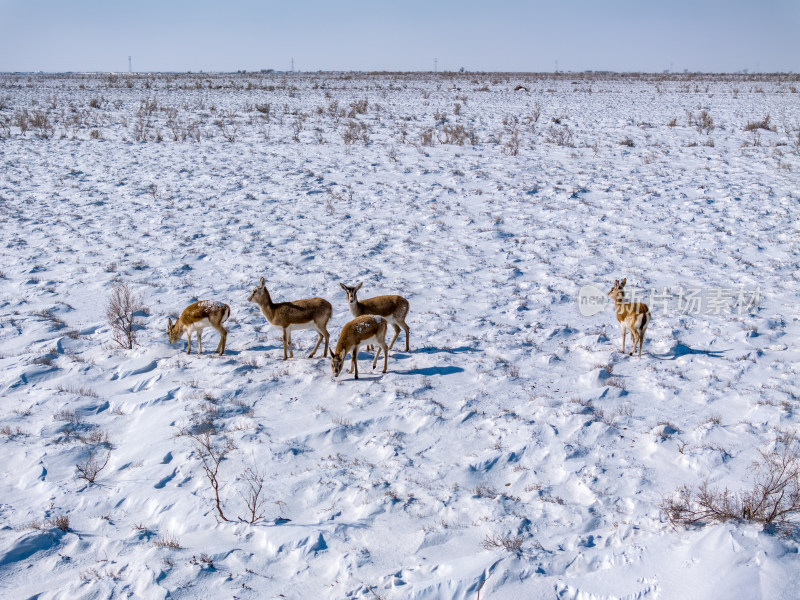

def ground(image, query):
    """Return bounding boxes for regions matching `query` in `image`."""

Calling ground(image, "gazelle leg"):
[282,329,288,360]
[379,341,388,373]
[372,346,382,369]
[215,326,227,355]
[620,326,626,354]
[186,332,192,355]
[629,330,639,356]
[388,324,400,350]
[309,325,323,358]
[401,320,410,352]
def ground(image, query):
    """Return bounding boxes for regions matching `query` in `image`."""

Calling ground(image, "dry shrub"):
[502,126,521,155]
[663,434,800,527]
[342,120,369,145]
[153,534,181,549]
[688,109,714,134]
[744,114,776,132]
[76,448,111,483]
[348,98,368,117]
[440,123,475,145]
[545,124,573,147]
[106,283,146,349]
[482,533,524,553]
[48,514,70,532]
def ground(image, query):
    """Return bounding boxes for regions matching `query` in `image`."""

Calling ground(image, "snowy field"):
[1,71,800,599]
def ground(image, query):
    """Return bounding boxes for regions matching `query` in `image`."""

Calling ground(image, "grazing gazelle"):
[607,278,651,357]
[167,300,230,355]
[248,277,332,360]
[340,282,410,352]
[331,315,388,379]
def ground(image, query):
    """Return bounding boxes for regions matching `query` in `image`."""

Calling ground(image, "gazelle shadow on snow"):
[395,366,465,376]
[654,343,728,360]
[415,346,479,355]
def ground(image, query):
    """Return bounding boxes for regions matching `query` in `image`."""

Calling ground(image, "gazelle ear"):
[355,282,363,292]
[340,282,348,291]
[167,318,173,330]
[620,278,627,287]
[259,277,265,287]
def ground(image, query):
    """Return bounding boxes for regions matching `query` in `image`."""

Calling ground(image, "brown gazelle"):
[607,278,651,357]
[248,277,332,360]
[331,315,388,379]
[167,300,230,355]
[340,282,410,352]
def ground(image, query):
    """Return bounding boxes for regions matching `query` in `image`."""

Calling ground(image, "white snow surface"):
[1,71,800,599]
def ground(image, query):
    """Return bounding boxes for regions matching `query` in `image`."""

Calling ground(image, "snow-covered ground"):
[1,71,799,599]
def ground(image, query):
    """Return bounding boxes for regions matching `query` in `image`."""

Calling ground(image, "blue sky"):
[0,0,797,73]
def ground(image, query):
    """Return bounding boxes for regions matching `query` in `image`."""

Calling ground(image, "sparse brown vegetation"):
[481,533,524,553]
[75,448,111,483]
[744,114,776,132]
[106,282,146,349]
[663,434,800,527]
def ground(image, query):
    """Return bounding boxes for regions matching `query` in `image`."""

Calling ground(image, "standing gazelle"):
[248,277,332,360]
[340,282,410,352]
[331,315,388,379]
[168,300,230,355]
[607,278,651,357]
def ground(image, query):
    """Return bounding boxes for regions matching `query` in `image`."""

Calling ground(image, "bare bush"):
[215,117,238,142]
[348,98,368,117]
[76,448,111,483]
[14,109,29,136]
[439,123,474,145]
[237,464,267,524]
[182,428,235,522]
[744,114,776,132]
[481,533,524,553]
[153,534,181,549]
[502,126,521,155]
[545,124,573,147]
[30,110,54,139]
[663,434,800,527]
[342,120,369,145]
[48,514,70,532]
[694,109,714,134]
[106,282,146,349]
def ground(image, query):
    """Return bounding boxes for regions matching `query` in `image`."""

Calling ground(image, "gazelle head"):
[340,281,363,306]
[167,317,180,344]
[248,277,268,303]
[330,351,345,377]
[608,278,627,302]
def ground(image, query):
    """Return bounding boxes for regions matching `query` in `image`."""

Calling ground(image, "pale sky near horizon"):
[0,0,797,73]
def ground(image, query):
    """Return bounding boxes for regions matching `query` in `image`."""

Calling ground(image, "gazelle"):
[331,315,388,379]
[247,277,332,360]
[607,278,651,357]
[167,300,230,355]
[340,282,410,352]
